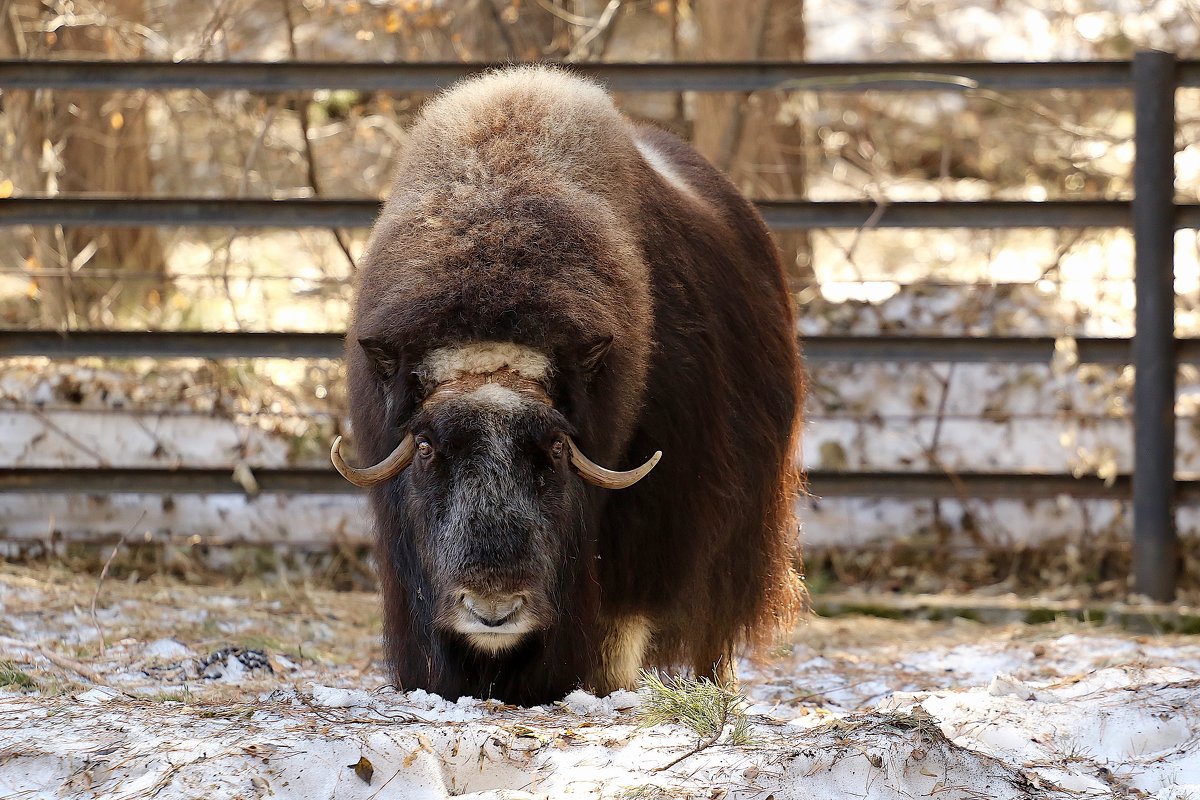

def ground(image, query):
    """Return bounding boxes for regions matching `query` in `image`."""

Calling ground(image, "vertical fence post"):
[1132,50,1178,602]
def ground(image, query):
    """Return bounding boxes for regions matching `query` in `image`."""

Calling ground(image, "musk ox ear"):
[578,335,613,377]
[358,337,402,383]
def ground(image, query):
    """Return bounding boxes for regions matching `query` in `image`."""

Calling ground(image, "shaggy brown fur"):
[345,66,806,703]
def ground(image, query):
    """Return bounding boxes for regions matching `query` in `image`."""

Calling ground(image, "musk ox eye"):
[417,439,434,459]
[550,439,565,460]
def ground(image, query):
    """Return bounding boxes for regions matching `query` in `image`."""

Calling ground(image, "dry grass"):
[804,528,1200,606]
[0,561,382,676]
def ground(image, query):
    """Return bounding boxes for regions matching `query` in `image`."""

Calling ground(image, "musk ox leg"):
[593,615,652,694]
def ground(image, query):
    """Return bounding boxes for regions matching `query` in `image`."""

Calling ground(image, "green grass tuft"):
[0,659,36,691]
[636,670,753,746]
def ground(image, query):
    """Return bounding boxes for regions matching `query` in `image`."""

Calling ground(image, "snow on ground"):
[2,565,1199,799]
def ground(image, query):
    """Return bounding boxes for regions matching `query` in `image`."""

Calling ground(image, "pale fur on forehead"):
[420,342,552,385]
[467,383,527,414]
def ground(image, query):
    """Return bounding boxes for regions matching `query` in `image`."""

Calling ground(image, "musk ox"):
[333,66,805,705]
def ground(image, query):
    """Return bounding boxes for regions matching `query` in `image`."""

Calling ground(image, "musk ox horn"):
[566,437,661,490]
[330,433,415,487]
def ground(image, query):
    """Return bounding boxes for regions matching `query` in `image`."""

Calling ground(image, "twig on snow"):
[90,510,146,656]
[38,645,108,686]
[653,710,728,773]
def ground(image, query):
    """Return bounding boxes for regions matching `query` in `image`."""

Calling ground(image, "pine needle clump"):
[636,670,753,746]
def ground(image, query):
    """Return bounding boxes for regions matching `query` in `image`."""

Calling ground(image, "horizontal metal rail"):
[0,330,346,359]
[0,198,378,229]
[4,197,1199,230]
[0,467,357,495]
[815,472,1136,500]
[10,330,1200,364]
[3,59,1189,93]
[0,467,1165,500]
[808,336,1134,364]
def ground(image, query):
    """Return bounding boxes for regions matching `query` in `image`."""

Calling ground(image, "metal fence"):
[0,52,1191,599]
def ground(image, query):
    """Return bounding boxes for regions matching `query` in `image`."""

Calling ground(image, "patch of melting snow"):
[894,665,1200,799]
[144,638,190,660]
[2,639,1199,799]
[310,683,375,709]
[75,686,121,704]
[5,567,1200,799]
[401,688,495,722]
[561,688,641,716]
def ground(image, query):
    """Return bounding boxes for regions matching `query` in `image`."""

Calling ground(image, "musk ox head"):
[332,340,659,655]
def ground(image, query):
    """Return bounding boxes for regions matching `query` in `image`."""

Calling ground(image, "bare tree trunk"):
[688,0,814,287]
[2,2,55,324]
[7,0,165,328]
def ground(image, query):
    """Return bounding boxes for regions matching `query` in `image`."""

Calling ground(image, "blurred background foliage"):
[3,0,1198,335]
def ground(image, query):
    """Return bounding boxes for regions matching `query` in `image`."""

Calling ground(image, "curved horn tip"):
[330,432,416,488]
[330,435,364,486]
[330,435,346,472]
[567,436,662,490]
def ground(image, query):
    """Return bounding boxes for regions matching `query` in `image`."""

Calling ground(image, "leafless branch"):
[33,408,109,466]
[969,88,1128,145]
[535,0,601,26]
[281,0,356,273]
[189,0,236,60]
[276,0,355,272]
[566,0,621,61]
[215,97,283,329]
[482,0,517,58]
[652,705,729,773]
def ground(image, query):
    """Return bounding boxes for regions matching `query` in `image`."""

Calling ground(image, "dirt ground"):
[2,563,1199,799]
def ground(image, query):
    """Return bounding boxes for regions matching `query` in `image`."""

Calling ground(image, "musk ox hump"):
[394,66,642,212]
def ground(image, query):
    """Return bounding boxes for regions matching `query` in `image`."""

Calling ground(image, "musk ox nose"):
[461,591,525,627]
